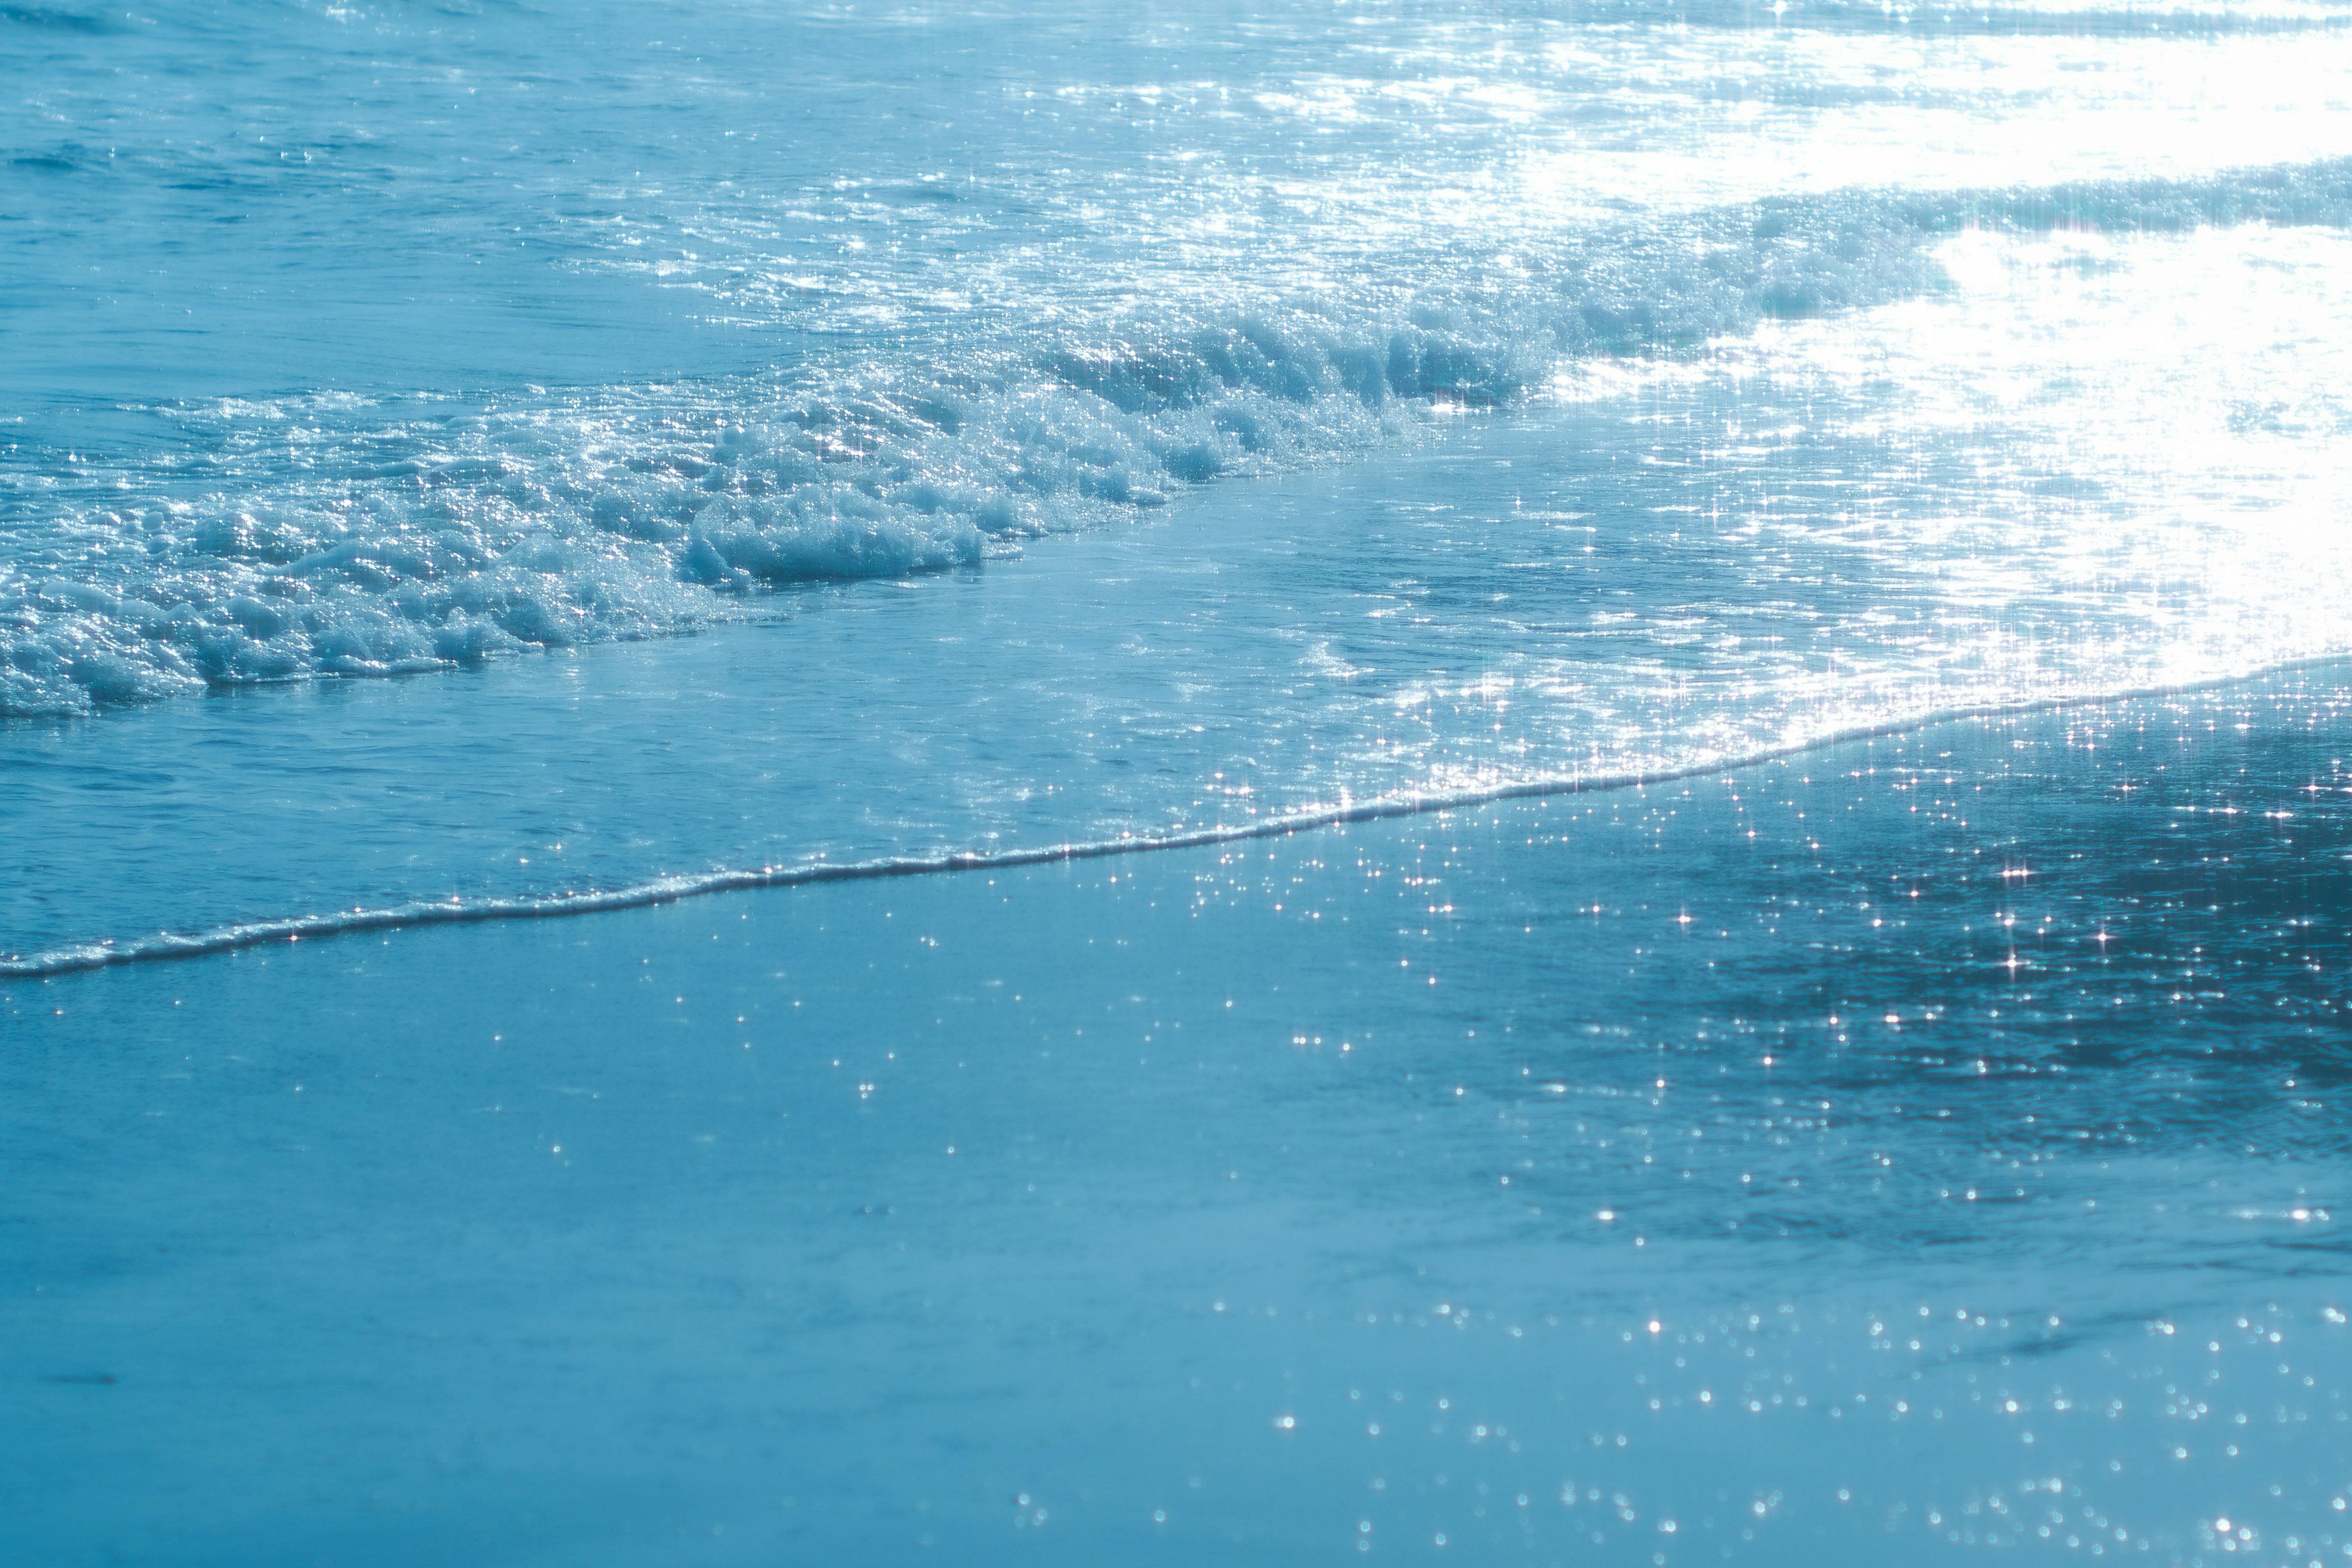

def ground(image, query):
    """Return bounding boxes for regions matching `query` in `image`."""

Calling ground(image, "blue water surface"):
[7,1,2352,1562]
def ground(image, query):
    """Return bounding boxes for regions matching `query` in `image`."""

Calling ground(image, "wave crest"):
[6,162,2351,718]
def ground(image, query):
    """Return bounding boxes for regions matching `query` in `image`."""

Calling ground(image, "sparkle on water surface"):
[4,1,2352,1564]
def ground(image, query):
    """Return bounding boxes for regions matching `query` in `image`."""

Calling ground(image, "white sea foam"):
[6,168,2350,718]
[10,0,2352,973]
[11,217,2352,971]
[10,0,2352,715]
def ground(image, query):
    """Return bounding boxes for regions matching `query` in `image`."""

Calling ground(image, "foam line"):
[7,660,2339,982]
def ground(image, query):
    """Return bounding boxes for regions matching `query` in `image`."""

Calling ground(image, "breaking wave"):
[6,161,2352,718]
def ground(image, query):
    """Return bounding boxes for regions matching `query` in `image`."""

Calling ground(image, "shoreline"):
[10,652,2348,981]
[7,670,2348,1563]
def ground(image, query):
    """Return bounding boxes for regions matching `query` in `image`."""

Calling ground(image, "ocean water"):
[9,682,2352,1564]
[6,0,2352,1561]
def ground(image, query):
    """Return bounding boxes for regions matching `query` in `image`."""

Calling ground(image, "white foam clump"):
[7,164,2352,718]
[0,328,1417,718]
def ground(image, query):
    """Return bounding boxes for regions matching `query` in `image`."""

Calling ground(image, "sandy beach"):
[8,668,2347,1565]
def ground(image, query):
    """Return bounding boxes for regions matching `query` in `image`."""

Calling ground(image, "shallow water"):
[7,1,2352,1563]
[12,221,2352,969]
[10,0,2352,720]
[7,678,2350,1564]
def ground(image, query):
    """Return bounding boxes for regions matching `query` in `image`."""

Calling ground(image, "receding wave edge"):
[9,658,2339,981]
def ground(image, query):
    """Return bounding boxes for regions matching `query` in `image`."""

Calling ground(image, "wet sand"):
[6,668,2350,1566]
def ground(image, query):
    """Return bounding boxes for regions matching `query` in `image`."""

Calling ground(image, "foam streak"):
[9,661,2335,981]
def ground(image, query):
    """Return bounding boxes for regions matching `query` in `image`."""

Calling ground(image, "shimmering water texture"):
[8,0,2352,715]
[10,1,2352,1564]
[12,224,2352,970]
[7,679,2351,1566]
